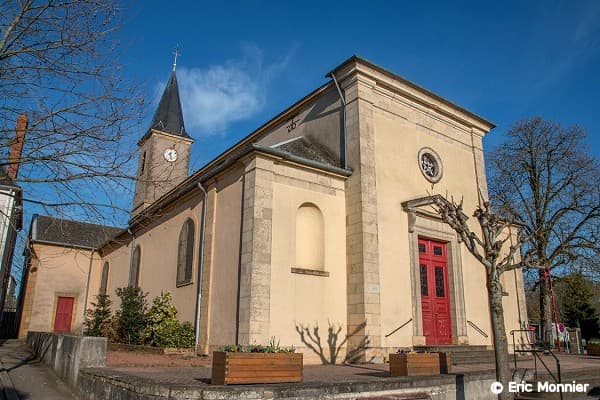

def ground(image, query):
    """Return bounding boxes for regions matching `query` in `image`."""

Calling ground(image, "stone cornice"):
[138,128,196,147]
[330,56,495,134]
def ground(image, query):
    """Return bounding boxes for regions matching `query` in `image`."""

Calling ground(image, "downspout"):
[510,230,524,329]
[330,72,347,170]
[194,182,208,354]
[81,247,95,334]
[127,229,135,286]
[514,267,523,326]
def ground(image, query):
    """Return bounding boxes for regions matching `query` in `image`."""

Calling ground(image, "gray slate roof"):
[148,71,189,138]
[32,215,122,249]
[272,137,338,167]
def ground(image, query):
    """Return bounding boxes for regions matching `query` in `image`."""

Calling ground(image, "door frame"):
[418,238,452,345]
[52,293,77,333]
[402,198,469,346]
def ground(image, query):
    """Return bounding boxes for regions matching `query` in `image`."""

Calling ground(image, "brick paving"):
[106,350,211,368]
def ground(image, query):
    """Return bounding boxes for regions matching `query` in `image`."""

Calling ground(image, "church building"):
[95,55,527,363]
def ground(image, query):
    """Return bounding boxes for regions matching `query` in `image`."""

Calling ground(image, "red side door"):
[419,239,452,345]
[54,296,74,333]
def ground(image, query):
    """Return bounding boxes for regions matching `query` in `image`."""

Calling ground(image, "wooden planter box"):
[389,352,452,376]
[586,343,600,356]
[211,351,303,385]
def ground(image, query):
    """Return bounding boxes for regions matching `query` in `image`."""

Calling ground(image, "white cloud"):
[174,45,293,135]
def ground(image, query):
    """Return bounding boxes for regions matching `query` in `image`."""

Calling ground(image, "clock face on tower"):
[163,148,178,162]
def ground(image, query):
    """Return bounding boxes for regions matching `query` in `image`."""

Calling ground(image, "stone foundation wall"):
[78,367,499,400]
[26,331,106,388]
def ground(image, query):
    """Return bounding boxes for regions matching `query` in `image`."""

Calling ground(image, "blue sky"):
[118,0,600,174]
[9,0,600,285]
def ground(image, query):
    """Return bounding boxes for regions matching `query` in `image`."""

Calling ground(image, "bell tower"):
[132,60,194,215]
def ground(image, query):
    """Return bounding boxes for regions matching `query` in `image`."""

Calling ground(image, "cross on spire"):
[173,46,180,71]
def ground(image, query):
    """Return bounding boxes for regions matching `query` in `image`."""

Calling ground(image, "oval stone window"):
[418,147,443,183]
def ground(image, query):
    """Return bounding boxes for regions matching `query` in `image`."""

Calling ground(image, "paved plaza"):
[2,339,600,399]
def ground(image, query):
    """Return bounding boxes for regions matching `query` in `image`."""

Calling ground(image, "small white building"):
[0,113,26,318]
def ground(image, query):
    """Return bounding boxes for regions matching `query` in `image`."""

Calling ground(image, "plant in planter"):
[389,350,452,376]
[212,338,302,385]
[586,339,600,356]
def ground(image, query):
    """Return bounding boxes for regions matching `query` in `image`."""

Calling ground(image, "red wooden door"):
[419,239,452,345]
[54,296,74,333]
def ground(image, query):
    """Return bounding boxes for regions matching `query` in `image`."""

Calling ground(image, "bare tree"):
[431,194,530,400]
[487,117,600,347]
[0,0,142,224]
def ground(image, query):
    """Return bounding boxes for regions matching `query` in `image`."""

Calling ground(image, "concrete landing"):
[78,366,493,400]
[0,340,78,400]
[76,353,600,400]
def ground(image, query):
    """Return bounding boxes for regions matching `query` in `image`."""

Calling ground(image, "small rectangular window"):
[420,264,428,296]
[433,246,443,256]
[418,243,426,253]
[100,262,109,295]
[139,151,146,176]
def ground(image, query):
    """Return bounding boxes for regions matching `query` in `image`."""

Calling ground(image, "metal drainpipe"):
[194,182,208,354]
[127,229,135,286]
[81,247,95,334]
[330,72,347,170]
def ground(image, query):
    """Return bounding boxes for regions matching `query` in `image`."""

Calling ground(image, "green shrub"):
[219,337,295,353]
[175,321,196,348]
[115,286,148,345]
[84,294,112,337]
[144,292,195,348]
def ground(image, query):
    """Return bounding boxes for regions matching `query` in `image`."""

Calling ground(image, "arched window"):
[130,245,141,287]
[177,218,195,285]
[295,203,324,270]
[100,261,109,295]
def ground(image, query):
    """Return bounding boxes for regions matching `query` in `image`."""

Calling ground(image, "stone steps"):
[412,345,526,366]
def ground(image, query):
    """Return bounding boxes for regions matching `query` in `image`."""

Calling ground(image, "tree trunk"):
[487,274,513,400]
[539,269,553,348]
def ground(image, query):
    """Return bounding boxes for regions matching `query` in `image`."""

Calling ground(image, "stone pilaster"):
[198,182,217,354]
[471,128,489,201]
[238,156,274,345]
[343,74,383,362]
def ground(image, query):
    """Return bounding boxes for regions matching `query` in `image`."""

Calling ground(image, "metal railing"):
[467,320,489,338]
[510,329,562,400]
[385,318,412,338]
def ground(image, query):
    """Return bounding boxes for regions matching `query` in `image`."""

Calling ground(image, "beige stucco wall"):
[257,87,342,163]
[360,65,526,350]
[101,192,203,324]
[19,243,101,337]
[373,108,492,347]
[204,166,244,348]
[268,160,347,363]
[99,236,131,304]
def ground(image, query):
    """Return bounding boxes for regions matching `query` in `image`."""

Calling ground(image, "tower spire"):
[146,61,189,138]
[173,46,179,72]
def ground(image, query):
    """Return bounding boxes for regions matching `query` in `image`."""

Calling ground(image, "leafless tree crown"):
[430,194,531,278]
[0,0,143,223]
[487,117,599,273]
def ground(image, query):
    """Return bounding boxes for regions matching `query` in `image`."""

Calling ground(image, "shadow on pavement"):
[3,356,39,373]
[3,388,31,399]
[587,386,600,398]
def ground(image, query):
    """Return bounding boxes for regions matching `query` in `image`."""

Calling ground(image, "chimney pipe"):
[7,113,27,180]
